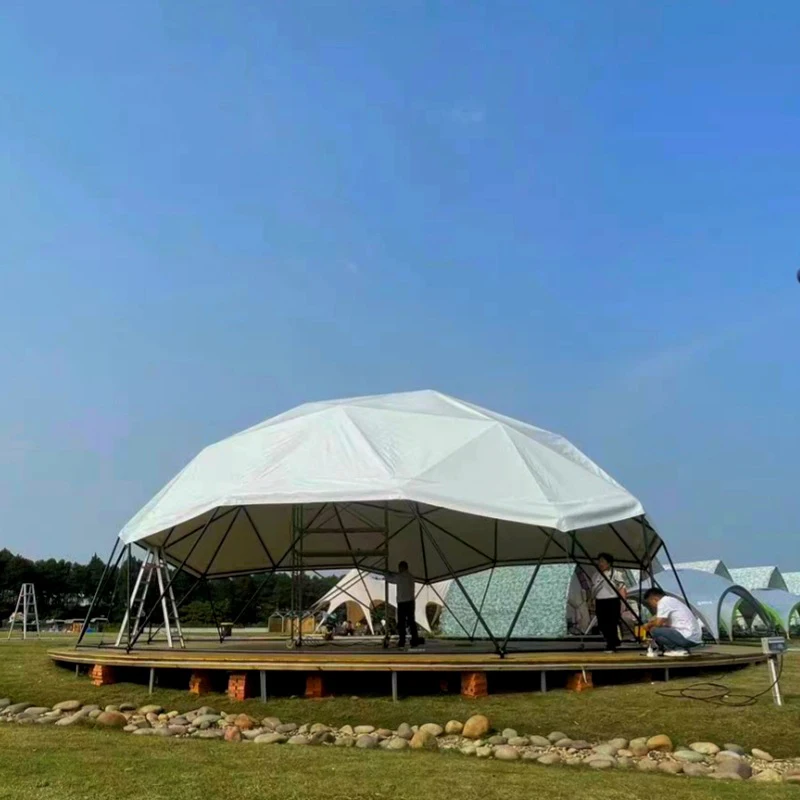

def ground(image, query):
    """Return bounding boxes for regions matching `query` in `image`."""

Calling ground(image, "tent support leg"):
[412,504,503,657]
[500,535,554,654]
[391,671,398,702]
[659,542,693,613]
[77,540,122,647]
[540,671,547,693]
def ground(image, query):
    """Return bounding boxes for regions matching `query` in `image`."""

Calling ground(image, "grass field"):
[0,638,798,799]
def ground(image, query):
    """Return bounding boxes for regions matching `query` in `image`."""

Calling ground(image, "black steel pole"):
[77,540,121,646]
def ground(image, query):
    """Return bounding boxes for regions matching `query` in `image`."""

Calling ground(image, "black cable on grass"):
[656,656,784,707]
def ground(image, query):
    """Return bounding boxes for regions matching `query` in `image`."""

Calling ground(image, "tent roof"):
[729,567,787,592]
[118,391,661,580]
[668,560,732,581]
[782,572,800,595]
[749,589,800,635]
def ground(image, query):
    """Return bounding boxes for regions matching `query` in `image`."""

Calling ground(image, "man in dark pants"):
[389,561,421,648]
[592,552,627,653]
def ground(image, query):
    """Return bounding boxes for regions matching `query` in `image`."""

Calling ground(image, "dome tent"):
[729,567,788,592]
[783,572,800,595]
[667,560,732,581]
[81,390,666,654]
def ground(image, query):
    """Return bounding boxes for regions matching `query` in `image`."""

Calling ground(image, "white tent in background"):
[116,390,663,581]
[312,569,450,634]
[783,572,800,595]
[729,567,788,592]
[749,589,800,637]
[667,560,733,581]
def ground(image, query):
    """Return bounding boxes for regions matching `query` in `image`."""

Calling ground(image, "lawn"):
[0,638,797,799]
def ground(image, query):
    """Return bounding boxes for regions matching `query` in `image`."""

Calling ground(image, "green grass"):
[0,639,798,799]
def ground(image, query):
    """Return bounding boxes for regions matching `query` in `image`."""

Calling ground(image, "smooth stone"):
[569,741,592,751]
[311,731,335,746]
[637,759,660,773]
[689,742,720,756]
[461,744,477,756]
[529,735,552,748]
[195,714,222,726]
[276,723,298,734]
[501,728,518,740]
[682,763,712,778]
[55,713,83,727]
[752,748,774,762]
[445,720,463,736]
[3,703,31,716]
[508,737,529,747]
[716,751,743,762]
[80,705,100,715]
[589,759,615,770]
[170,717,189,727]
[386,738,408,751]
[132,728,156,736]
[355,735,379,749]
[487,735,507,746]
[555,738,573,748]
[617,757,633,769]
[339,725,355,736]
[104,705,119,714]
[537,754,562,766]
[724,743,746,756]
[420,723,444,738]
[119,703,136,712]
[754,769,781,782]
[629,738,649,757]
[462,715,491,740]
[35,716,59,725]
[224,727,242,742]
[196,730,224,739]
[53,700,81,712]
[21,707,49,717]
[374,728,392,740]
[335,736,355,748]
[123,725,139,733]
[410,729,438,751]
[659,761,683,775]
[254,733,287,744]
[298,724,310,735]
[95,711,128,728]
[310,723,331,734]
[717,760,752,779]
[646,734,673,752]
[548,731,568,744]
[153,727,176,737]
[593,744,618,757]
[476,746,493,759]
[354,725,375,735]
[608,738,629,751]
[234,714,256,731]
[674,750,707,764]
[262,717,281,730]
[287,735,309,745]
[395,723,413,740]
[168,725,187,736]
[138,705,163,715]
[494,746,520,762]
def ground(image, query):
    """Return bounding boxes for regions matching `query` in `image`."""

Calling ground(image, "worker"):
[592,552,628,653]
[387,561,421,648]
[642,587,703,657]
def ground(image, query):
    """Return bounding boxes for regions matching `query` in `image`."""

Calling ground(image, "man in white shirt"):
[387,561,421,648]
[642,588,703,657]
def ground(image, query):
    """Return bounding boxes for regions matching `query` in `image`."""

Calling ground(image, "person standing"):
[388,561,421,648]
[592,553,627,653]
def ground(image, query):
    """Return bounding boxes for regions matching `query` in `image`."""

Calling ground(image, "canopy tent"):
[635,569,767,642]
[667,560,732,581]
[311,569,450,634]
[748,589,800,637]
[84,390,669,654]
[729,567,788,592]
[116,390,663,581]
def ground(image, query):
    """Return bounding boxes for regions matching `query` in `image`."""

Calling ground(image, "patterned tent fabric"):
[439,565,591,639]
[783,572,800,595]
[668,560,732,581]
[729,567,788,592]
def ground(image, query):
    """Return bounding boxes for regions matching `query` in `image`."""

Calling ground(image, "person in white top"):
[387,561,421,648]
[642,587,703,657]
[591,553,628,653]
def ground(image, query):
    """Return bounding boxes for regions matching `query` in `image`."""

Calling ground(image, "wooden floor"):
[49,639,768,674]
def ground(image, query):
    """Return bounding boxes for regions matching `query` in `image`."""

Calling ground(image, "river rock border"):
[1,698,798,784]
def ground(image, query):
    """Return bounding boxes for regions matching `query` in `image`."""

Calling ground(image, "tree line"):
[0,548,338,626]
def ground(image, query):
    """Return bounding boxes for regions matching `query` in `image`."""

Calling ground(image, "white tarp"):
[119,390,661,580]
[311,569,451,634]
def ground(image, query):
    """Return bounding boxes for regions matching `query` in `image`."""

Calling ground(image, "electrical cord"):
[656,655,783,707]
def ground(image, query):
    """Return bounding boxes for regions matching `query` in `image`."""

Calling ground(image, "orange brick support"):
[227,673,251,701]
[304,673,327,699]
[189,671,213,695]
[90,664,116,687]
[566,671,593,692]
[460,671,488,698]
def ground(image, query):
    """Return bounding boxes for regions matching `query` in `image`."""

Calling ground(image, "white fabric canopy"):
[311,569,450,634]
[119,390,661,580]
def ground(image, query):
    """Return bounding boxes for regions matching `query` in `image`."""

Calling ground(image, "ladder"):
[7,584,40,640]
[115,550,185,648]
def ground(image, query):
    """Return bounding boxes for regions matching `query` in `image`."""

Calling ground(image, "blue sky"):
[0,2,797,568]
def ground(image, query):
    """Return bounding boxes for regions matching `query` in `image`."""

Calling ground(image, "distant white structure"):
[7,584,40,640]
[312,569,451,634]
